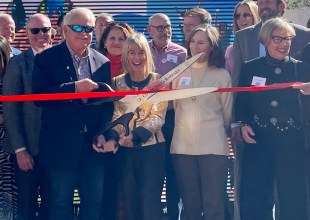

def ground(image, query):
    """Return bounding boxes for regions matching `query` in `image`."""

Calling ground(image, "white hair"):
[64,8,95,26]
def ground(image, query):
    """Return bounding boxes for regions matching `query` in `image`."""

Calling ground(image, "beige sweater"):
[171,62,232,155]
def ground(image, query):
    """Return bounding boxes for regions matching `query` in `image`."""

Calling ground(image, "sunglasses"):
[68,25,94,33]
[234,12,252,20]
[29,27,51,35]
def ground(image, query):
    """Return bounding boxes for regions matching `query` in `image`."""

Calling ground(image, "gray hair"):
[64,8,95,26]
[95,13,113,24]
[259,17,295,46]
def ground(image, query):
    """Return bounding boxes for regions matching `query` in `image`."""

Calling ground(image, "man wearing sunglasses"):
[3,13,52,220]
[32,8,113,220]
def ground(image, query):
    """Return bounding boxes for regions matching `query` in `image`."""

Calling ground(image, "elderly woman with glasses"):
[235,17,310,220]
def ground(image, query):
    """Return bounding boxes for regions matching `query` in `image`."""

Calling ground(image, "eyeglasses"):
[68,25,94,33]
[29,27,51,35]
[234,13,252,20]
[272,36,294,44]
[150,25,172,32]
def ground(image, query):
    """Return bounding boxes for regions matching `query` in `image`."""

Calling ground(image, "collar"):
[150,40,170,52]
[31,47,39,56]
[66,42,89,60]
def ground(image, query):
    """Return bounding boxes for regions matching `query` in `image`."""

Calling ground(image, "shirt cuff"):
[231,122,241,129]
[15,147,26,154]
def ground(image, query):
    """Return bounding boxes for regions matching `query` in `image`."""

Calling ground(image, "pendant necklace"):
[129,73,147,90]
[190,66,207,101]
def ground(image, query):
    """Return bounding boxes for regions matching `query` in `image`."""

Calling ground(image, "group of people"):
[0,1,310,220]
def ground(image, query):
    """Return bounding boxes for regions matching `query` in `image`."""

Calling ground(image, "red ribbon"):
[0,82,303,102]
[216,82,302,92]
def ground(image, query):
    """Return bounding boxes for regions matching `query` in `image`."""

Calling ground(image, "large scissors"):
[94,52,218,142]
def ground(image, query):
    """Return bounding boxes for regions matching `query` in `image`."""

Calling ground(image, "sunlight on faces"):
[127,44,147,76]
[26,14,51,53]
[189,30,213,63]
[0,17,16,43]
[235,5,255,30]
[64,13,94,55]
[266,28,292,60]
[257,0,282,22]
[105,28,126,56]
[148,15,172,49]
[183,15,202,41]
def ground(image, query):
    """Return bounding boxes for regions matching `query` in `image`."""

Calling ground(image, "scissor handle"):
[76,82,124,107]
[93,112,134,147]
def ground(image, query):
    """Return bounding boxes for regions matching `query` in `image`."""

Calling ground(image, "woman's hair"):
[0,36,11,79]
[122,33,155,74]
[99,21,134,55]
[233,0,260,33]
[186,24,225,68]
[259,17,295,46]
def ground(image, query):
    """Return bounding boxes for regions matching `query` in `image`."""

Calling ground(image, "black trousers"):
[240,127,309,220]
[116,143,165,220]
[13,154,49,220]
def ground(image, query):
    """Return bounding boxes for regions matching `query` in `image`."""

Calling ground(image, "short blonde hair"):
[122,33,154,74]
[259,17,295,46]
[64,8,95,26]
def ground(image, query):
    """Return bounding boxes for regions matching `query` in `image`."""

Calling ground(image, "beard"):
[259,8,279,22]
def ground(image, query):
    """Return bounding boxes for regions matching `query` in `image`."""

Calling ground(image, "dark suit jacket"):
[301,42,310,62]
[32,42,114,171]
[3,48,41,156]
[232,22,310,87]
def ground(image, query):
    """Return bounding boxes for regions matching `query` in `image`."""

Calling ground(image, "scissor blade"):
[144,87,218,103]
[124,52,204,112]
[148,52,204,90]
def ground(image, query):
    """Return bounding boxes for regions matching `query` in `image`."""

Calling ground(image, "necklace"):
[126,73,151,90]
[190,66,208,101]
[130,80,141,90]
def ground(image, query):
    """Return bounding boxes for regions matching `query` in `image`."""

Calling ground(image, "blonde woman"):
[104,33,167,220]
[225,0,260,74]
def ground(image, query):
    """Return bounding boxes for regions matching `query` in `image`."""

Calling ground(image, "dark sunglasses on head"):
[29,27,51,35]
[68,25,94,33]
[234,12,252,20]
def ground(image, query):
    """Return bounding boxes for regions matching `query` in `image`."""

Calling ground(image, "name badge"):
[179,77,191,85]
[251,76,266,86]
[167,54,178,64]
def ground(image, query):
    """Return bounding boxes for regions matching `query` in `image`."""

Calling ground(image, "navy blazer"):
[32,42,114,171]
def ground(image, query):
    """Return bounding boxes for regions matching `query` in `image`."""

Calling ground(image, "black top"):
[235,53,310,130]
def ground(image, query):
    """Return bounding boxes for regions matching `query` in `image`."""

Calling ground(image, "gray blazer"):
[232,21,310,87]
[2,48,41,156]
